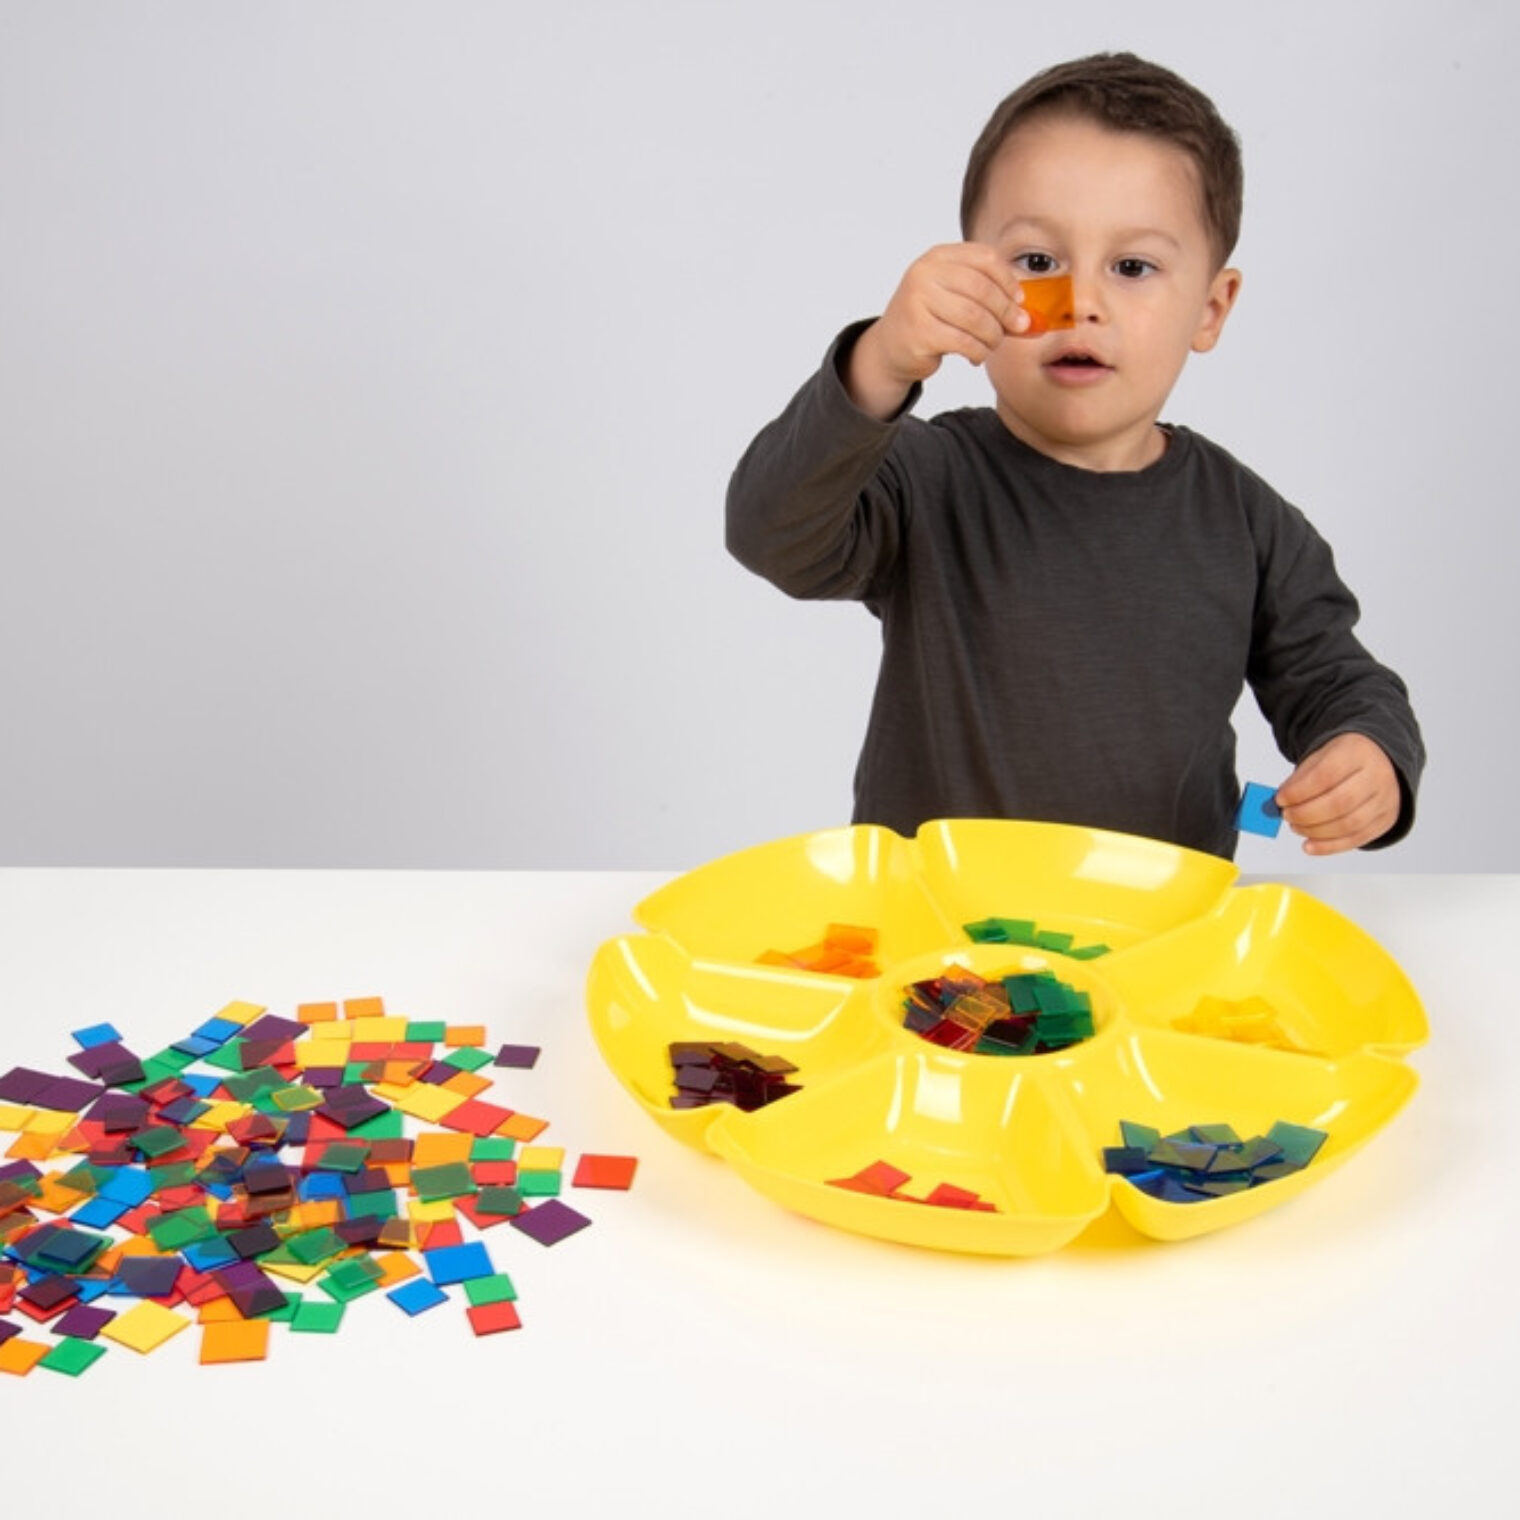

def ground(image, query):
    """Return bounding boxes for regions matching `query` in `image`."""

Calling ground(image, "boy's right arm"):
[845,244,1028,419]
[726,245,1027,598]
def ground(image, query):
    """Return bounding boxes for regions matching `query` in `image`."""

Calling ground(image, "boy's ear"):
[1191,266,1243,353]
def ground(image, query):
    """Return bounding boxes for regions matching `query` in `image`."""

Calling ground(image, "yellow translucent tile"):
[23,1110,76,1136]
[262,1258,324,1285]
[518,1145,565,1174]
[407,1197,458,1224]
[389,1085,465,1124]
[374,1251,420,1288]
[187,1102,252,1133]
[216,1000,267,1026]
[101,1301,192,1354]
[351,1016,408,1042]
[411,1132,473,1167]
[0,1104,33,1131]
[295,1040,352,1070]
[440,1070,491,1099]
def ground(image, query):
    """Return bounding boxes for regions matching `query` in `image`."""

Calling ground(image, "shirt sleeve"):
[1245,489,1426,848]
[725,322,921,603]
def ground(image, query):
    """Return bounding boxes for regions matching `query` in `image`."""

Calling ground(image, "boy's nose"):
[1071,273,1107,323]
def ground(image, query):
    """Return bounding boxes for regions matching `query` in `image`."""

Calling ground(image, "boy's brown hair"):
[960,52,1243,269]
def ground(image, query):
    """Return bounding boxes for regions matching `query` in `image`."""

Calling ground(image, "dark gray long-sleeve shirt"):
[726,324,1424,858]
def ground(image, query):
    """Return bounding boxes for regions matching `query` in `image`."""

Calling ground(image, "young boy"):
[725,52,1423,859]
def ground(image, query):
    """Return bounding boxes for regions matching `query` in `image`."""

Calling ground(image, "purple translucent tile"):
[419,1063,457,1086]
[215,1260,267,1289]
[52,1303,116,1340]
[237,1039,290,1070]
[89,1093,152,1133]
[335,1217,385,1247]
[68,1042,140,1079]
[0,1320,20,1346]
[30,1076,105,1112]
[21,1274,80,1310]
[239,1015,307,1045]
[0,1068,53,1103]
[303,1069,344,1089]
[0,1161,43,1187]
[494,1044,541,1070]
[317,1094,389,1130]
[116,1256,183,1297]
[508,1199,592,1247]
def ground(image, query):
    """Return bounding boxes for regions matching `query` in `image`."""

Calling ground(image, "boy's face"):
[969,113,1241,472]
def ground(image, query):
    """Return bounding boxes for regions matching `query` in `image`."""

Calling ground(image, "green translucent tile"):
[313,1142,368,1174]
[1033,930,1074,953]
[342,1062,370,1085]
[254,1291,300,1322]
[347,1109,404,1140]
[516,1170,561,1198]
[475,1185,525,1216]
[58,1164,103,1196]
[463,1272,518,1307]
[258,1243,305,1270]
[1235,1136,1285,1168]
[1068,944,1110,960]
[471,1137,517,1161]
[149,1161,199,1190]
[271,1085,324,1113]
[199,1042,248,1074]
[290,1297,345,1334]
[223,1067,284,1102]
[412,1162,476,1202]
[40,1337,108,1377]
[1266,1121,1328,1167]
[148,1206,217,1250]
[133,1057,192,1089]
[319,1273,383,1304]
[343,1190,399,1221]
[288,1227,346,1265]
[149,1046,199,1073]
[406,1021,447,1043]
[328,1255,385,1289]
[132,1126,186,1159]
[1190,1123,1242,1147]
[442,1047,493,1072]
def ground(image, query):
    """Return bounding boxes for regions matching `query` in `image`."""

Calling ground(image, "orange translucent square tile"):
[444,1025,487,1048]
[343,996,386,1020]
[498,1112,549,1142]
[199,1317,270,1365]
[1018,273,1075,334]
[412,1132,473,1167]
[298,1002,341,1024]
[0,1337,49,1376]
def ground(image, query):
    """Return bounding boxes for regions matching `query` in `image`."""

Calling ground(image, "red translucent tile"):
[466,1299,522,1336]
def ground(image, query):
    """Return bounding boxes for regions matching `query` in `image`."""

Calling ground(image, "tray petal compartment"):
[586,934,890,1148]
[1098,883,1429,1057]
[633,824,953,968]
[1062,1028,1420,1242]
[912,819,1239,954]
[705,1051,1108,1256]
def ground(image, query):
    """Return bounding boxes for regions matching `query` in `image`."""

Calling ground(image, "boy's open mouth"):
[1048,350,1110,369]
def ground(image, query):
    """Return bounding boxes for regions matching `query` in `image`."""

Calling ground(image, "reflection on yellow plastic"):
[586,820,1427,1256]
[1018,273,1076,335]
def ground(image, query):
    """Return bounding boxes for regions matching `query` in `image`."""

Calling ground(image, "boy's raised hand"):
[1275,733,1402,855]
[846,244,1029,420]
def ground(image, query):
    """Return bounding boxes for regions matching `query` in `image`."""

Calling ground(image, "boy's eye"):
[1114,257,1157,279]
[1013,252,1060,275]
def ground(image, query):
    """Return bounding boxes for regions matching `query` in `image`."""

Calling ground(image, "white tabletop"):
[0,868,1513,1518]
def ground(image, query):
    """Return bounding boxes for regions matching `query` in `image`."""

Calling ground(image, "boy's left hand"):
[1274,733,1401,856]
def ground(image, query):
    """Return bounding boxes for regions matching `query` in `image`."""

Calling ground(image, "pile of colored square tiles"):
[1103,1119,1328,1202]
[828,1160,997,1212]
[963,917,1110,959]
[0,999,638,1377]
[1173,995,1319,1054]
[902,967,1095,1054]
[668,1042,800,1111]
[756,923,881,978]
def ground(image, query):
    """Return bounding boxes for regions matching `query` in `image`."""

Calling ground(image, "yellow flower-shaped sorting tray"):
[585,820,1426,1255]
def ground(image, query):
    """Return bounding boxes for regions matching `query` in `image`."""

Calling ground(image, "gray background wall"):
[1,0,1512,872]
